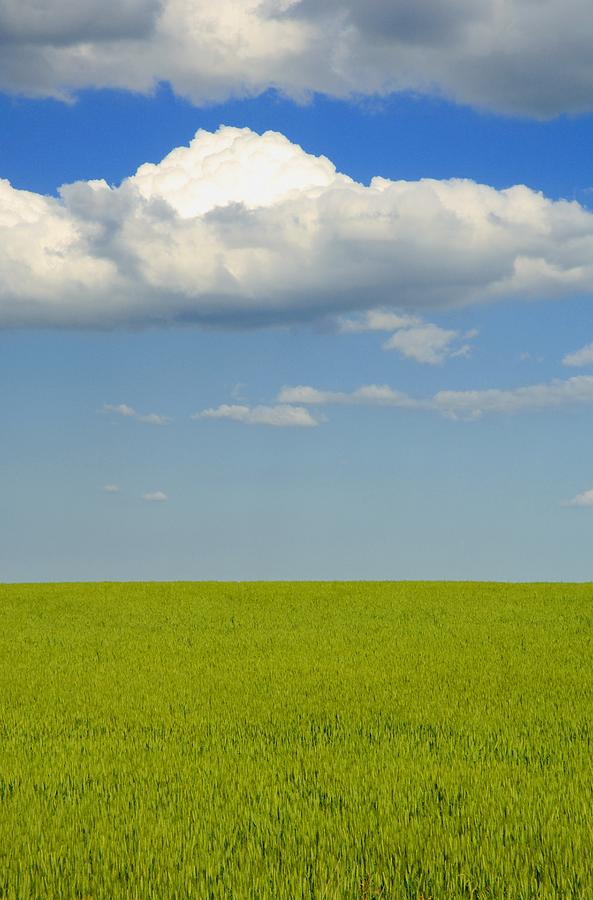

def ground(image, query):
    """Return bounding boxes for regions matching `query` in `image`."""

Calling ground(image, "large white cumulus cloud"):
[2,0,593,116]
[3,125,593,330]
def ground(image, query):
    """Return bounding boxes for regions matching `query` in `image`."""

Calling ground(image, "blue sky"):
[2,1,593,581]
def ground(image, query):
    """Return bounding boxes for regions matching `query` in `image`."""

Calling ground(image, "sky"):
[2,0,593,582]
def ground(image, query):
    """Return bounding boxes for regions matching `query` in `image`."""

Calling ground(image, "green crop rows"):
[1,581,592,898]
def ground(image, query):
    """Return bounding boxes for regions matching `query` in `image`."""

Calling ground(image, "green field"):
[1,581,592,899]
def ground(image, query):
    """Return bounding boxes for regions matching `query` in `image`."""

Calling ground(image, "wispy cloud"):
[102,403,170,425]
[230,382,247,401]
[429,376,593,419]
[102,484,120,493]
[278,384,414,408]
[338,310,421,333]
[194,404,321,427]
[279,375,593,421]
[142,491,168,502]
[563,342,593,367]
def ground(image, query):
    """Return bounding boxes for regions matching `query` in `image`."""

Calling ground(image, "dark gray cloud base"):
[0,0,161,45]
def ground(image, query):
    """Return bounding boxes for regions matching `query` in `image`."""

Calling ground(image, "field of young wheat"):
[0,581,592,898]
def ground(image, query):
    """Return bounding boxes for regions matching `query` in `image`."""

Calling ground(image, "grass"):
[0,580,592,898]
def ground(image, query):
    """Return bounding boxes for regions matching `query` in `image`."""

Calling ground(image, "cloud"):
[136,412,171,425]
[383,324,477,364]
[102,484,121,493]
[103,403,136,417]
[194,403,320,426]
[0,0,161,46]
[563,342,593,367]
[338,310,421,333]
[279,374,593,420]
[142,490,168,501]
[2,1,593,116]
[230,382,247,400]
[430,376,593,419]
[102,403,170,425]
[565,488,593,507]
[338,309,477,364]
[4,127,593,332]
[278,384,414,407]
[276,0,593,117]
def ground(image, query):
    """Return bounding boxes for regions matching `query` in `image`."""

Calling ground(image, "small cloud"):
[102,484,120,493]
[102,403,170,425]
[383,324,477,365]
[277,386,334,404]
[103,403,135,417]
[564,488,593,507]
[337,308,476,364]
[142,491,168,502]
[194,403,320,427]
[563,342,593,368]
[338,309,421,333]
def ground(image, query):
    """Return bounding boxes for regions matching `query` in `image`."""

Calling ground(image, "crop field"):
[1,581,593,898]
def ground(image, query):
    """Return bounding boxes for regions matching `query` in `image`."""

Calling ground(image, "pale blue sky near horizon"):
[2,3,593,582]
